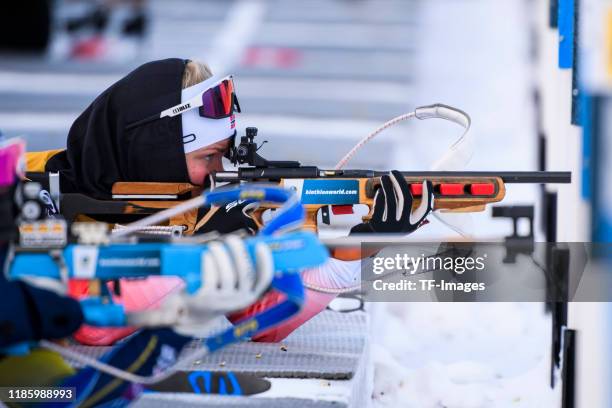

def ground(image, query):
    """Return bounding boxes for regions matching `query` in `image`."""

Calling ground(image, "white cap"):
[181,75,236,154]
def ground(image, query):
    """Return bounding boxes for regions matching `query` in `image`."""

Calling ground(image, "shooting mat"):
[68,310,368,379]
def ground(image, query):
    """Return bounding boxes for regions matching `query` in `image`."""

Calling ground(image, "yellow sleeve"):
[25,149,64,172]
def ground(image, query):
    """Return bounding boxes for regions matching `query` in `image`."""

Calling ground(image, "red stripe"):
[439,183,464,195]
[410,184,423,196]
[469,183,495,195]
[331,205,354,215]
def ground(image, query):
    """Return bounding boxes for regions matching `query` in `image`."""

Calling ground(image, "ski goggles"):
[126,75,241,130]
[162,75,240,120]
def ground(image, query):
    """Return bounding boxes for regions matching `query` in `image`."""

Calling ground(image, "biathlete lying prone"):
[25,58,435,343]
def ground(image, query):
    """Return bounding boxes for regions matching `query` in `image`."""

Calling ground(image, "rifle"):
[22,174,206,235]
[24,105,571,240]
[215,127,571,233]
[6,184,328,383]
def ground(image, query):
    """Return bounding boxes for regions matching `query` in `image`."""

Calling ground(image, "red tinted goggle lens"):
[198,79,239,119]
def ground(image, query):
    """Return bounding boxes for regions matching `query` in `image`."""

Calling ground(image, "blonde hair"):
[182,60,214,89]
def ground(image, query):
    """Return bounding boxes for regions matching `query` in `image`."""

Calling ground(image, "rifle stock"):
[227,170,569,261]
[26,170,569,240]
[227,172,570,234]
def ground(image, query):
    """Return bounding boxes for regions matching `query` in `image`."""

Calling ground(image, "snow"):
[370,0,562,406]
[371,303,559,408]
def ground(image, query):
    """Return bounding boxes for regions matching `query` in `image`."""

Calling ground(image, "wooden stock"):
[109,182,201,234]
[59,177,506,249]
[253,176,506,260]
[107,177,504,236]
[112,182,199,195]
[362,176,505,214]
[263,176,506,233]
[91,177,506,241]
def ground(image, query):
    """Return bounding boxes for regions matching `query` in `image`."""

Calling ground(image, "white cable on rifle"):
[112,224,186,237]
[334,112,416,170]
[334,104,472,170]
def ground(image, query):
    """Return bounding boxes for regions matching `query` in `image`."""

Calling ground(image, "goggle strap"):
[125,113,159,131]
[160,93,203,118]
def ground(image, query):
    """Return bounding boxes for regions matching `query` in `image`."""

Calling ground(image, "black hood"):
[46,58,190,199]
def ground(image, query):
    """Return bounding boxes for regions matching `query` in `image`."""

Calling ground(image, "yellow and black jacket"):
[25,149,64,173]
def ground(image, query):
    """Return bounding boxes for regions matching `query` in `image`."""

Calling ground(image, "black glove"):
[195,200,259,235]
[350,170,434,234]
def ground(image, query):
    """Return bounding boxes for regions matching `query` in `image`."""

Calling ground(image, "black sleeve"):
[0,280,84,348]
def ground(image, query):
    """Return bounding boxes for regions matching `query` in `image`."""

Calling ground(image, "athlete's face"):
[185,138,231,185]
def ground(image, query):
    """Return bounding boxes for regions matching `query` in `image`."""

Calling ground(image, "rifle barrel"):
[392,171,571,183]
[215,169,571,184]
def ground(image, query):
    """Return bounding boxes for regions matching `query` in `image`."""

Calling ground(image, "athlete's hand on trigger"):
[350,170,434,234]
